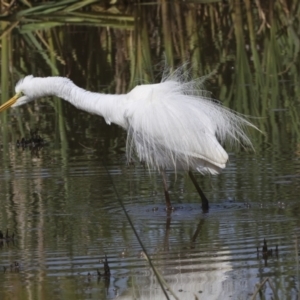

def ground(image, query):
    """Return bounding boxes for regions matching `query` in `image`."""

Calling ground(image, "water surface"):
[0,103,299,300]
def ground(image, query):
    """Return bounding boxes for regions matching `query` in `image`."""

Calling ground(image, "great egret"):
[0,70,258,211]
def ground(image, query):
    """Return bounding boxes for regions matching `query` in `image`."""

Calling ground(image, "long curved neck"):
[36,77,127,127]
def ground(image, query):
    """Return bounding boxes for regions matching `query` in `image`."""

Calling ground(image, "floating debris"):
[262,238,276,256]
[11,262,19,272]
[16,129,45,149]
[0,229,15,242]
[83,255,111,285]
[257,239,279,264]
[103,255,110,277]
[87,272,91,281]
[262,238,269,254]
[95,255,111,279]
[7,261,20,273]
[14,261,20,270]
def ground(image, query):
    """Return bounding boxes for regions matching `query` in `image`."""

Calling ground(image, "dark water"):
[0,101,300,300]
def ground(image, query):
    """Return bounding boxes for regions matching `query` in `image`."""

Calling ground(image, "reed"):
[0,3,300,299]
[0,0,299,167]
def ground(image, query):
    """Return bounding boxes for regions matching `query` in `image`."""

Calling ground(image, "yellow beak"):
[0,93,22,112]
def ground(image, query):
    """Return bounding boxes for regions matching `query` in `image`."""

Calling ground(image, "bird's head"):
[0,75,38,112]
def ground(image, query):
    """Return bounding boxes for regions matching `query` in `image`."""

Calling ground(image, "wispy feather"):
[126,66,258,174]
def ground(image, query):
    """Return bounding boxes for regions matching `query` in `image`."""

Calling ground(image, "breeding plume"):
[0,69,258,211]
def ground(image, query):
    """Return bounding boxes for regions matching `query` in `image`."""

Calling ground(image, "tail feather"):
[125,68,259,173]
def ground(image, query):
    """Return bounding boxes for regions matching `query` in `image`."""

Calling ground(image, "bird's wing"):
[125,81,232,173]
[127,128,226,174]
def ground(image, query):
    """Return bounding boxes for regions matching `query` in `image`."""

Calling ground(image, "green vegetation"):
[0,2,300,298]
[0,0,299,150]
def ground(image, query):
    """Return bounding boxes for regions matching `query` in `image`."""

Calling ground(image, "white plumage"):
[0,68,258,210]
[126,79,254,174]
[12,72,255,173]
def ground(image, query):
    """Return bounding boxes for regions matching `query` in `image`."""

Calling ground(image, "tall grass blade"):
[25,31,59,75]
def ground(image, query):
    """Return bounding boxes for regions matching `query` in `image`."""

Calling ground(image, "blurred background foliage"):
[0,0,299,93]
[0,0,299,151]
[0,2,300,298]
[0,0,299,161]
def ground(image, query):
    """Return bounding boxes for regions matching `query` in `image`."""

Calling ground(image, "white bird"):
[0,69,258,211]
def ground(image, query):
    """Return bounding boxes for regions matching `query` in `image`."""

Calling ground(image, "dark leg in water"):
[161,170,173,210]
[188,171,209,212]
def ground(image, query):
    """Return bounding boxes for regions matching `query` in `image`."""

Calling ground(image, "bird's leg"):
[188,171,209,212]
[161,170,173,210]
[164,210,172,251]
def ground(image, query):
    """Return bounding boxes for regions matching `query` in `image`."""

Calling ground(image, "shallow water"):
[0,103,300,300]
